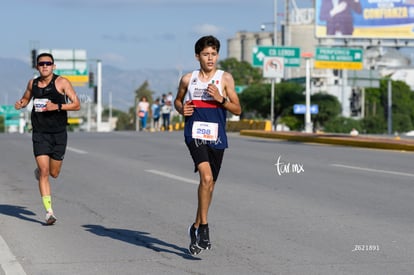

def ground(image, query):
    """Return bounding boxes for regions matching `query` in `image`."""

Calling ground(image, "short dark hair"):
[194,35,220,55]
[37,53,54,64]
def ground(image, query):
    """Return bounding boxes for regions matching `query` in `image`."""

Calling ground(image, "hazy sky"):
[0,0,313,71]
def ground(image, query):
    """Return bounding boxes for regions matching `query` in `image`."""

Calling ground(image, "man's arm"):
[174,73,194,117]
[222,72,241,116]
[50,76,81,111]
[15,79,33,110]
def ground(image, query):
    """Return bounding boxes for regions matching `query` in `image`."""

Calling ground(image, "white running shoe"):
[45,211,57,225]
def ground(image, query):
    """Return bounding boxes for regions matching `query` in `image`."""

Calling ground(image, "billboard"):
[315,0,414,39]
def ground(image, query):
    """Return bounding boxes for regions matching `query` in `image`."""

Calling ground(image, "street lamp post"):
[89,59,103,132]
[96,59,102,132]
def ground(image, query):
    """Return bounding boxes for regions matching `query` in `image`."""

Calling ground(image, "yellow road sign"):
[314,61,363,70]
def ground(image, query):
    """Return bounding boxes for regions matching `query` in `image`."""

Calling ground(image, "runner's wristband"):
[220,97,226,105]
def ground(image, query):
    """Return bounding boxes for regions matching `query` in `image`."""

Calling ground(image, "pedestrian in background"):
[14,52,81,225]
[137,95,149,131]
[151,98,161,131]
[161,100,172,131]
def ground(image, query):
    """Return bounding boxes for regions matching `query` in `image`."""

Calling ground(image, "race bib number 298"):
[192,121,218,141]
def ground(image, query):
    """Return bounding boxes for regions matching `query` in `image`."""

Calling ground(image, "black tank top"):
[31,74,68,133]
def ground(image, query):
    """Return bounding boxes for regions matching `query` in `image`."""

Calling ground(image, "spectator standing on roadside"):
[161,100,172,131]
[137,96,150,131]
[151,98,161,131]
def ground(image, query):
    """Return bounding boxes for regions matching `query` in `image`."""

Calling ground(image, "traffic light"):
[88,72,94,88]
[31,49,37,68]
[350,88,361,117]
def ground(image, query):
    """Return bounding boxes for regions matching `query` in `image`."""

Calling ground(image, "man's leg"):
[195,161,215,226]
[35,155,61,225]
[49,158,63,179]
[193,161,215,250]
[35,155,52,197]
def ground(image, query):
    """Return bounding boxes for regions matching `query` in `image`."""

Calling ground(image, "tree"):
[134,80,154,104]
[218,58,262,86]
[364,86,382,117]
[116,109,135,131]
[361,115,386,134]
[276,82,305,118]
[386,80,413,133]
[324,116,362,133]
[239,83,271,118]
[365,79,414,134]
[311,93,341,130]
[239,82,304,120]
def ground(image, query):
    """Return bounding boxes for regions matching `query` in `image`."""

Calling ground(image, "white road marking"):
[67,146,87,154]
[331,164,414,178]
[0,235,26,275]
[145,169,199,185]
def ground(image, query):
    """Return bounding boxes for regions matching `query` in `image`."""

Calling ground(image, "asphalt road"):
[0,131,413,275]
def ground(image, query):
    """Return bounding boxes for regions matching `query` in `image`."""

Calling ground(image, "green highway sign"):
[0,105,20,116]
[252,46,301,67]
[314,47,363,70]
[5,119,20,126]
[54,69,88,76]
[0,105,21,127]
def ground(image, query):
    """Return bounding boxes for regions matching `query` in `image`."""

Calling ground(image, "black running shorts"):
[186,140,224,182]
[32,131,67,160]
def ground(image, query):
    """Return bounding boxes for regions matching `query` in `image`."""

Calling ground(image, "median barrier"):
[227,119,272,132]
[240,130,414,152]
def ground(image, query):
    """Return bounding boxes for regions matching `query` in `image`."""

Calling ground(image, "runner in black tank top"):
[14,52,80,225]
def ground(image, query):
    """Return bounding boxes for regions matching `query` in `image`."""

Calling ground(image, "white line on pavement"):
[145,169,199,185]
[67,146,88,154]
[331,164,414,178]
[0,235,26,275]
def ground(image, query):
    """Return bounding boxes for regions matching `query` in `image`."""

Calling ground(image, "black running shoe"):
[196,224,211,250]
[188,224,202,256]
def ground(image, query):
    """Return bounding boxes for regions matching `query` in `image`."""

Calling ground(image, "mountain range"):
[0,57,184,112]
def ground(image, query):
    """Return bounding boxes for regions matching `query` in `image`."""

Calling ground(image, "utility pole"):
[96,60,102,132]
[271,0,277,131]
[387,78,392,135]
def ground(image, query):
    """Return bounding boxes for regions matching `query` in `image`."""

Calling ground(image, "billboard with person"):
[315,0,414,39]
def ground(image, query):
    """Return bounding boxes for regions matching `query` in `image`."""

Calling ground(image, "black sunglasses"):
[38,61,54,66]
